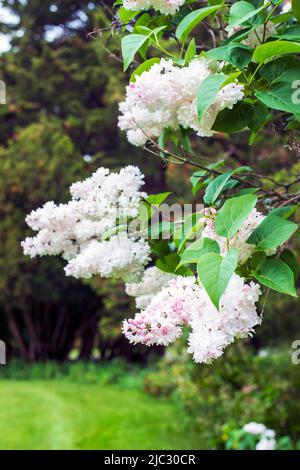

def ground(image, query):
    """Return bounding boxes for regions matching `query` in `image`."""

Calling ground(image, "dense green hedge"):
[144,342,300,449]
[0,358,146,388]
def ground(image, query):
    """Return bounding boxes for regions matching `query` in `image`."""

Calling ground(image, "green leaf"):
[249,251,267,271]
[215,194,257,238]
[204,45,229,61]
[223,179,240,191]
[140,192,171,225]
[227,43,253,69]
[203,166,250,204]
[178,237,220,266]
[234,187,259,197]
[270,205,298,219]
[173,211,204,251]
[156,253,187,275]
[249,102,270,144]
[228,1,255,28]
[274,25,300,41]
[121,34,149,71]
[175,4,223,41]
[212,102,253,134]
[185,38,196,64]
[190,161,225,195]
[118,6,140,23]
[146,192,171,206]
[249,102,270,132]
[150,239,171,258]
[197,249,239,309]
[222,26,252,44]
[253,40,300,65]
[255,80,300,118]
[292,0,300,22]
[205,43,252,68]
[227,1,268,29]
[246,214,298,250]
[130,58,160,82]
[272,11,293,24]
[259,56,300,82]
[197,73,228,121]
[280,248,299,281]
[190,170,207,191]
[191,180,206,196]
[132,13,151,33]
[121,26,166,71]
[204,171,234,204]
[252,259,297,297]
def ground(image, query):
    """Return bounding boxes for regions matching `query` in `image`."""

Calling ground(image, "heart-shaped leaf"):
[215,194,257,239]
[197,249,238,309]
[176,4,223,41]
[246,214,298,251]
[252,259,297,297]
[227,1,267,29]
[253,40,300,64]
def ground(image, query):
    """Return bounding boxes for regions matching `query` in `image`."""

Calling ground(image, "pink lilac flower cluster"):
[123,274,261,363]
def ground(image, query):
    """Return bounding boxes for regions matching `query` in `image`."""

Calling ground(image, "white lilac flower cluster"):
[22,166,151,283]
[200,207,266,263]
[228,21,276,49]
[118,58,244,147]
[123,273,261,364]
[125,266,176,309]
[64,235,150,282]
[243,422,276,450]
[123,0,185,15]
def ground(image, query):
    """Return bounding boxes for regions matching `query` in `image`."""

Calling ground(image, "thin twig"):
[276,193,300,208]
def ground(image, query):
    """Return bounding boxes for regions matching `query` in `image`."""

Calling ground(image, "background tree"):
[0,118,103,360]
[0,0,164,360]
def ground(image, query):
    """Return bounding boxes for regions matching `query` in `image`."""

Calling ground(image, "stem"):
[276,193,300,208]
[249,62,264,84]
[151,42,177,59]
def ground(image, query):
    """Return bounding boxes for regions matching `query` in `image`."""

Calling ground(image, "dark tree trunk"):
[78,311,100,360]
[4,309,28,360]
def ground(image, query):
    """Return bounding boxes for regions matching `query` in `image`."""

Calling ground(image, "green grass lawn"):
[0,380,198,450]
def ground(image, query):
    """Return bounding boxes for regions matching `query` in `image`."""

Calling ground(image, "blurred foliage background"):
[0,0,299,450]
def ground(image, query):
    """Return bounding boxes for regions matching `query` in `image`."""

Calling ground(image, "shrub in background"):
[144,341,300,449]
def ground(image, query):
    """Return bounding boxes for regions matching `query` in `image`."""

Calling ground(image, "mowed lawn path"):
[0,381,197,449]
